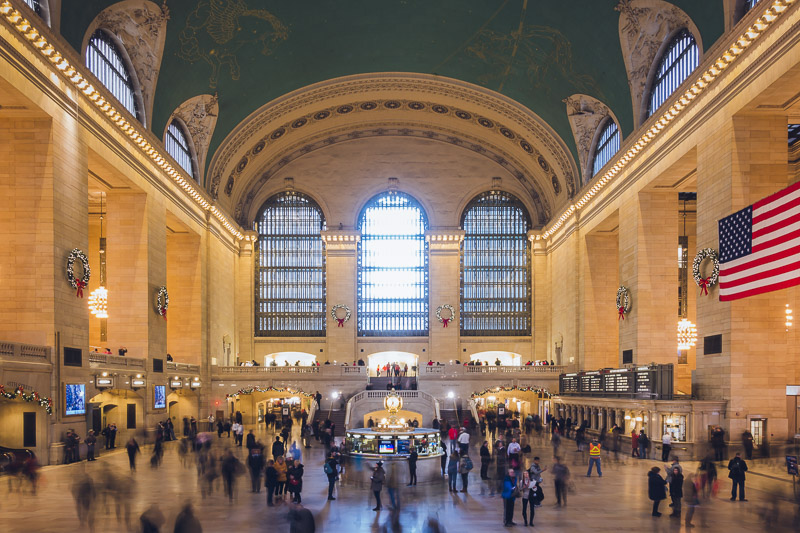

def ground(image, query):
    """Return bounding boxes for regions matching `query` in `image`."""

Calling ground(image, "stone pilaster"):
[234,231,257,365]
[427,230,464,362]
[582,232,619,369]
[323,230,360,363]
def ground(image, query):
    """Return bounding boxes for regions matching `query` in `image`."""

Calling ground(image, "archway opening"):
[469,351,522,366]
[367,351,419,377]
[88,389,144,445]
[226,387,315,426]
[470,387,552,428]
[263,351,317,367]
[166,389,199,436]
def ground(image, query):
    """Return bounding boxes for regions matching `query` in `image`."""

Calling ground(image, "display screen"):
[378,440,395,454]
[65,383,86,416]
[397,439,410,454]
[154,385,166,409]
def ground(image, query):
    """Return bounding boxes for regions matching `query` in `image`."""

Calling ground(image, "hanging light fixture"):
[88,193,109,323]
[677,318,697,350]
[786,304,793,331]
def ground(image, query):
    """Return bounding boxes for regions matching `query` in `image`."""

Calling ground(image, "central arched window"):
[461,191,531,336]
[358,191,429,336]
[647,29,698,118]
[86,29,141,122]
[591,119,620,177]
[255,192,326,337]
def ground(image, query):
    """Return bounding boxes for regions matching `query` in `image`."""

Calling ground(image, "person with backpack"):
[727,452,748,501]
[407,447,418,486]
[324,454,339,500]
[459,452,473,492]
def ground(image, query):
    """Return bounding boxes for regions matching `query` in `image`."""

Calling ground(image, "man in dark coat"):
[407,448,418,486]
[272,436,285,459]
[85,430,97,461]
[288,502,316,533]
[173,503,202,533]
[370,461,386,510]
[727,452,748,501]
[648,466,667,516]
[247,447,265,493]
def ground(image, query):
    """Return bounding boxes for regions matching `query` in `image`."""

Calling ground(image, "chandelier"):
[677,318,697,350]
[88,285,108,318]
[88,192,109,323]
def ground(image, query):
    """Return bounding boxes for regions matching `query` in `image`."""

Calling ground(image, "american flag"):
[718,181,800,301]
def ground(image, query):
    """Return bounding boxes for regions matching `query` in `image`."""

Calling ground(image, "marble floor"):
[2,426,798,533]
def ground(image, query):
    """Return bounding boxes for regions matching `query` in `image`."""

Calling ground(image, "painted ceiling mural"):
[59,0,723,176]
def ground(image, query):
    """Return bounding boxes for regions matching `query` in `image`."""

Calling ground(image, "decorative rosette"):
[616,286,631,320]
[155,286,169,319]
[331,304,351,327]
[66,248,91,298]
[692,248,720,296]
[436,304,456,327]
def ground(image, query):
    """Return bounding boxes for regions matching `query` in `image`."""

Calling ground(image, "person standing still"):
[265,459,278,506]
[371,461,386,511]
[407,448,418,486]
[552,456,570,507]
[661,431,673,462]
[586,439,602,477]
[668,466,684,518]
[727,452,748,501]
[480,441,491,480]
[85,430,97,461]
[501,468,518,527]
[648,466,667,517]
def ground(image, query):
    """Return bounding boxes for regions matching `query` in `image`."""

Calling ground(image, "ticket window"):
[662,415,686,442]
[750,419,766,447]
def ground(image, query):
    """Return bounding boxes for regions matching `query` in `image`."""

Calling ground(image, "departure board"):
[558,364,673,399]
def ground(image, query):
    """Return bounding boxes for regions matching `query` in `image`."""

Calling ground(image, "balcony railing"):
[88,352,145,368]
[0,341,51,362]
[215,365,367,377]
[423,364,564,376]
[166,361,200,374]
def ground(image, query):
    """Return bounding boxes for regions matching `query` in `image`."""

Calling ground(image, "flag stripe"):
[720,242,800,275]
[752,226,800,253]
[753,193,800,229]
[753,180,800,213]
[751,209,800,240]
[719,271,800,301]
[719,256,800,288]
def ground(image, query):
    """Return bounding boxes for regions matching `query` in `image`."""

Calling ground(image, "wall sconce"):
[131,374,146,390]
[95,372,114,389]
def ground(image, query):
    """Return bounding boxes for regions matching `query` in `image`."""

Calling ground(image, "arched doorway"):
[88,389,144,447]
[226,387,315,426]
[367,351,419,377]
[263,351,317,367]
[469,351,522,366]
[470,387,552,429]
[167,389,199,436]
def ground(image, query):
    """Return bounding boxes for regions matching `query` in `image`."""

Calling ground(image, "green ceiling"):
[59,0,724,176]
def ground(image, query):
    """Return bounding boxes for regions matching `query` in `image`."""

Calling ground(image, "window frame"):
[646,29,699,119]
[254,191,327,338]
[85,29,144,124]
[357,191,429,337]
[591,118,621,178]
[164,118,198,180]
[460,190,532,337]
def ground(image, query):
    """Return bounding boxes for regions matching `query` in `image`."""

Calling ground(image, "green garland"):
[226,385,314,399]
[470,386,551,399]
[0,385,53,414]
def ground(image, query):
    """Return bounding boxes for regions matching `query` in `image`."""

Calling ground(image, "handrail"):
[468,398,480,423]
[308,396,318,425]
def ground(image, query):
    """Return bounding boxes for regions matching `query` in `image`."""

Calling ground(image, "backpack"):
[464,457,474,471]
[324,462,334,475]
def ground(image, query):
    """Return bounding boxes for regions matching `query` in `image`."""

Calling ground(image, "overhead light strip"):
[536,0,795,241]
[0,1,244,240]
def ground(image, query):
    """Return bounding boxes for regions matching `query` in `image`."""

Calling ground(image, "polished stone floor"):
[2,425,799,532]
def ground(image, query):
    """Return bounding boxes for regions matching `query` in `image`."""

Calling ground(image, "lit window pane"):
[86,30,139,121]
[647,30,698,118]
[23,0,43,16]
[358,192,428,336]
[255,192,326,336]
[592,120,620,177]
[165,120,195,178]
[461,191,531,336]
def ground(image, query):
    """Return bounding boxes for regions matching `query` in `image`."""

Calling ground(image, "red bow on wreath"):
[698,277,711,296]
[76,280,86,298]
[618,307,626,320]
[160,308,167,321]
[336,318,345,327]
[442,318,450,328]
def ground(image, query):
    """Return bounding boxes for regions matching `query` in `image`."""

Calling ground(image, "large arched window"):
[165,119,196,179]
[591,119,620,177]
[358,191,428,336]
[647,29,699,118]
[255,192,326,337]
[86,29,141,122]
[461,191,531,336]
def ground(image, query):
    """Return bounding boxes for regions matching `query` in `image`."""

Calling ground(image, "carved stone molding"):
[83,0,169,128]
[168,93,219,184]
[206,73,579,205]
[563,94,618,184]
[615,0,702,128]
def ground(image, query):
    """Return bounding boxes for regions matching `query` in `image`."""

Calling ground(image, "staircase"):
[439,409,462,429]
[314,408,347,438]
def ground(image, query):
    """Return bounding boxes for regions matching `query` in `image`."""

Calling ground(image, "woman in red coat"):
[631,430,640,457]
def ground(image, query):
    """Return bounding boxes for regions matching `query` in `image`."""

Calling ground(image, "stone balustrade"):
[214,364,367,378]
[423,364,564,379]
[0,341,51,363]
[88,352,146,369]
[166,361,201,374]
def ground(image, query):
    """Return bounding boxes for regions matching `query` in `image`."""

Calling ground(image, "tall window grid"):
[86,30,139,121]
[788,124,800,147]
[591,120,620,177]
[23,0,43,16]
[461,191,531,336]
[647,30,699,118]
[744,0,762,12]
[165,120,195,179]
[358,191,428,336]
[255,192,326,337]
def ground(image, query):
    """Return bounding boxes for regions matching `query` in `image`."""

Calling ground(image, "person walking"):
[371,461,386,511]
[661,431,673,462]
[457,427,470,455]
[85,430,97,461]
[631,430,639,458]
[275,455,288,500]
[288,502,316,533]
[125,437,140,472]
[324,454,339,500]
[501,468,518,527]
[552,456,570,507]
[448,426,458,453]
[648,466,667,517]
[272,436,285,460]
[458,452,472,492]
[247,447,265,493]
[407,447,418,486]
[727,452,748,501]
[668,466,684,518]
[173,503,202,533]
[448,451,460,492]
[638,430,649,459]
[265,459,278,506]
[480,441,491,480]
[221,450,242,501]
[683,473,701,528]
[741,430,754,460]
[439,440,448,477]
[586,438,602,477]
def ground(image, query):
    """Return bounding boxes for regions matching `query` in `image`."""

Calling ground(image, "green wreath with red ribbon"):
[66,248,91,298]
[616,286,631,320]
[692,248,719,296]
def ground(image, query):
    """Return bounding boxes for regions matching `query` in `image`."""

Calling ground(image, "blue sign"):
[786,455,798,476]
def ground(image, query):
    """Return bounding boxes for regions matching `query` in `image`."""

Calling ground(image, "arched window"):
[358,191,428,336]
[255,192,326,337]
[647,29,699,118]
[591,119,620,177]
[165,120,196,179]
[744,0,762,12]
[461,191,531,336]
[788,124,800,147]
[86,29,140,122]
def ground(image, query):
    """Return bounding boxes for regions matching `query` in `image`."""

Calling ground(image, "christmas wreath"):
[155,286,169,319]
[616,286,631,320]
[436,304,455,327]
[331,304,351,327]
[0,385,53,415]
[66,248,91,298]
[692,248,719,296]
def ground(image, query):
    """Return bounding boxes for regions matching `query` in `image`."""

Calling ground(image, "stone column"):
[618,190,678,366]
[695,114,796,441]
[235,231,257,365]
[531,236,550,363]
[427,230,464,363]
[166,228,202,365]
[323,230,360,363]
[582,233,620,368]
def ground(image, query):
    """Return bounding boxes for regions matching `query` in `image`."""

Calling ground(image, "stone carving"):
[563,94,614,183]
[169,93,219,184]
[85,1,169,128]
[615,0,700,127]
